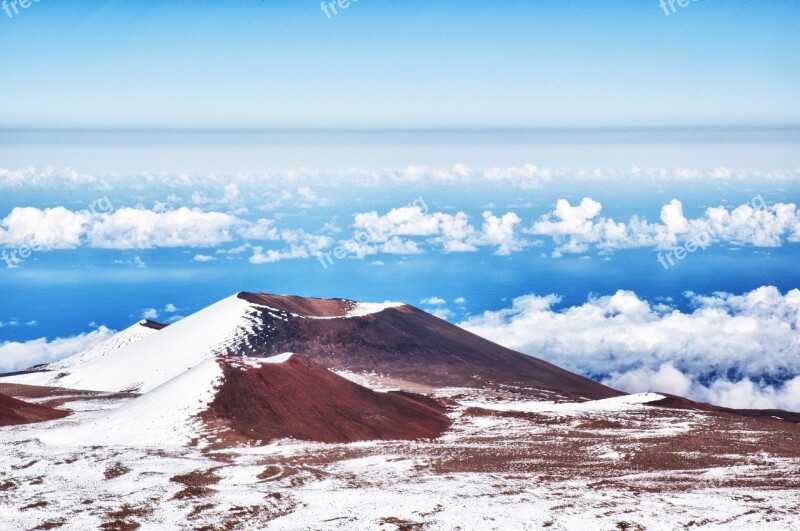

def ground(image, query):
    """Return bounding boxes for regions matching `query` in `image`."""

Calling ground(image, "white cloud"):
[222,183,241,205]
[193,254,217,262]
[249,229,333,264]
[379,236,423,255]
[237,219,280,240]
[0,207,92,249]
[476,211,524,255]
[191,191,209,206]
[660,199,689,234]
[4,165,800,195]
[0,205,289,254]
[249,246,308,264]
[0,166,102,189]
[531,198,602,238]
[164,304,178,313]
[141,308,159,320]
[460,286,800,411]
[352,205,523,256]
[0,327,116,373]
[88,207,241,249]
[528,197,800,256]
[428,308,454,321]
[604,363,693,397]
[421,297,447,305]
[295,186,330,206]
[4,194,798,266]
[217,244,253,255]
[339,238,378,260]
[385,164,554,189]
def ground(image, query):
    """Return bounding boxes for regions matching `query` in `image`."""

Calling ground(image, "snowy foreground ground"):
[1,384,799,530]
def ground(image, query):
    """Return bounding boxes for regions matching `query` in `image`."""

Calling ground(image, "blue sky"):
[1,0,799,128]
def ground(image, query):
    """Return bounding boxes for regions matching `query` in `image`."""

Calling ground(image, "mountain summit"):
[2,291,620,401]
[236,292,621,400]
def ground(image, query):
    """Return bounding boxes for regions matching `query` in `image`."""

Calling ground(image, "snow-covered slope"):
[0,294,414,395]
[53,294,255,393]
[50,320,159,371]
[1,294,256,394]
[39,358,224,447]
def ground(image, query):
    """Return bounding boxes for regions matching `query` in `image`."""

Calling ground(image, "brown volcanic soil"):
[202,355,453,445]
[239,292,354,318]
[0,392,69,427]
[233,292,621,400]
[647,393,800,423]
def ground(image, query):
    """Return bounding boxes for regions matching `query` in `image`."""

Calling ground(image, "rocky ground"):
[1,379,799,531]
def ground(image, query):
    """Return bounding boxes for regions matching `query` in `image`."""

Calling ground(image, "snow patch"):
[460,392,666,414]
[345,302,404,317]
[224,353,294,371]
[263,352,294,364]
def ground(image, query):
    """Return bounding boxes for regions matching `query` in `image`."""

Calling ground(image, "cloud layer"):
[0,327,116,373]
[3,196,800,265]
[528,196,800,257]
[459,286,800,411]
[352,205,525,255]
[4,164,800,191]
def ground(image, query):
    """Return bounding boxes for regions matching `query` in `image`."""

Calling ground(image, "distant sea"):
[2,128,799,344]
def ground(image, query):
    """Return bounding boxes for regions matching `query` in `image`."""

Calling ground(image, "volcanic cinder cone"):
[236,292,622,400]
[45,353,452,447]
[204,354,453,445]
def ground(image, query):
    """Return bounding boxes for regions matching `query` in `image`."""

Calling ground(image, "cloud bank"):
[459,286,800,411]
[528,196,800,257]
[0,327,116,373]
[3,196,800,264]
[4,164,800,191]
[352,205,525,255]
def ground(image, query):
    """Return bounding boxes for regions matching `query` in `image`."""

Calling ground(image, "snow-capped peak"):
[30,294,257,394]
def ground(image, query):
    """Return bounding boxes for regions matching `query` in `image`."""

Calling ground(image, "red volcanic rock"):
[235,292,622,400]
[238,292,354,318]
[646,393,800,423]
[646,394,718,412]
[139,319,169,331]
[0,392,69,427]
[205,354,453,444]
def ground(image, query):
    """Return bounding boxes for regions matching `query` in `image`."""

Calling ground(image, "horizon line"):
[2,125,800,134]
